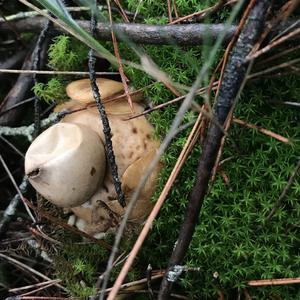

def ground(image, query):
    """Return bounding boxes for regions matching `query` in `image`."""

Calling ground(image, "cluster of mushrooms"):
[25,78,161,238]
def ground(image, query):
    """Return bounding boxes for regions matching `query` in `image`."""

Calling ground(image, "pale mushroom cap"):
[25,123,106,208]
[66,78,124,104]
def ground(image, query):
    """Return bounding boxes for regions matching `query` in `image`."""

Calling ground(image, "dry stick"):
[104,273,164,294]
[0,48,28,81]
[0,69,119,75]
[106,0,133,111]
[2,16,299,46]
[126,82,219,121]
[0,32,49,126]
[169,0,227,25]
[255,44,300,67]
[269,19,299,44]
[0,135,25,158]
[167,0,173,23]
[113,0,130,23]
[214,0,256,102]
[0,253,66,291]
[247,57,300,79]
[247,0,292,58]
[9,279,62,293]
[247,277,300,287]
[20,281,62,296]
[158,1,272,298]
[0,17,237,45]
[106,111,203,299]
[266,159,300,222]
[5,297,71,300]
[173,0,179,20]
[245,25,300,62]
[0,8,26,47]
[0,97,35,117]
[88,15,125,208]
[0,177,27,238]
[32,20,51,139]
[232,118,291,144]
[0,156,35,224]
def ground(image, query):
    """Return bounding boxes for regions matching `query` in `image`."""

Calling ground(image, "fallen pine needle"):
[233,117,291,144]
[248,277,300,286]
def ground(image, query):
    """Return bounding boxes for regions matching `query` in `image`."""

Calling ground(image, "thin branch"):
[0,157,36,224]
[0,177,28,237]
[88,13,125,208]
[0,69,118,75]
[0,135,25,158]
[0,111,66,141]
[0,253,67,291]
[125,82,218,121]
[9,279,62,293]
[248,57,300,79]
[2,17,298,46]
[246,24,300,62]
[32,20,52,139]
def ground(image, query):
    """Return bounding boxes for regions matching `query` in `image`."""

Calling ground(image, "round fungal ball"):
[25,123,106,208]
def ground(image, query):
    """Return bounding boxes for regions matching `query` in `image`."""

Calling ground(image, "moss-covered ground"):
[31,1,300,299]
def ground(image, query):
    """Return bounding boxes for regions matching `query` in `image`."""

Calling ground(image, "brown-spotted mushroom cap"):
[66,78,124,104]
[25,123,106,208]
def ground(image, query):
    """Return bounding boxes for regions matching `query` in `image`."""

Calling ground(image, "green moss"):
[48,35,88,71]
[52,236,109,297]
[37,1,300,299]
[32,77,67,103]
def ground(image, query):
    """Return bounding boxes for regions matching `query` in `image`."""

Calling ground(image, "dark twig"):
[0,177,28,238]
[1,18,299,46]
[88,13,125,208]
[266,159,300,222]
[0,48,27,81]
[0,155,36,225]
[32,20,51,139]
[158,1,272,298]
[0,97,35,117]
[0,135,25,158]
[0,23,50,126]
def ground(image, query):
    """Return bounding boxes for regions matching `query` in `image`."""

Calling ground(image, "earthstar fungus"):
[25,78,161,237]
